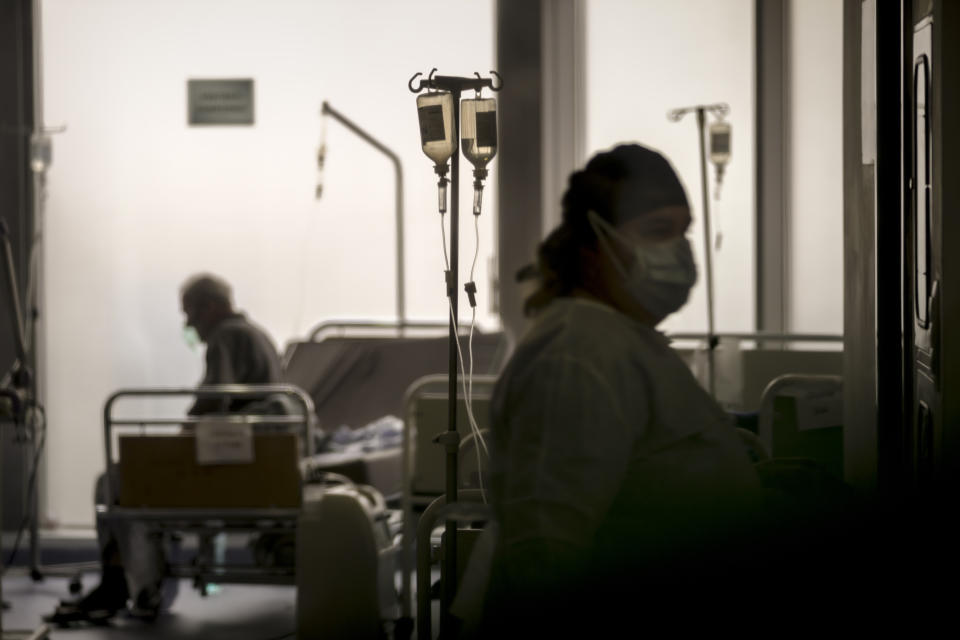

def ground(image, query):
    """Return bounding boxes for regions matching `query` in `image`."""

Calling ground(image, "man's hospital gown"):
[454,298,764,633]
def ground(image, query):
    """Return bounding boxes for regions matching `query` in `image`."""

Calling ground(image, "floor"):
[2,531,431,640]
[2,572,296,640]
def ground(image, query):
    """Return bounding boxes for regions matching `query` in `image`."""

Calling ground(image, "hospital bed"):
[96,383,402,639]
[281,321,509,502]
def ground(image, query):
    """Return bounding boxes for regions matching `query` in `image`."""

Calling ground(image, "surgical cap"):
[563,144,689,228]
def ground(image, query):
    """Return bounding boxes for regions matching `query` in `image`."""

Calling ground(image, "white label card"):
[780,388,843,432]
[195,421,254,465]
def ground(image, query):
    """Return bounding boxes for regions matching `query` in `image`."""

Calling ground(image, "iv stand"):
[408,70,500,639]
[319,102,406,326]
[668,103,729,399]
[0,221,50,640]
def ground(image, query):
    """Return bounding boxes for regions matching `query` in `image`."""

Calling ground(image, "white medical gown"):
[471,297,764,629]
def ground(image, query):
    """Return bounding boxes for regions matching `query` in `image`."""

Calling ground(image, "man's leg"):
[101,465,171,618]
[48,467,172,624]
[45,471,128,624]
[116,519,170,618]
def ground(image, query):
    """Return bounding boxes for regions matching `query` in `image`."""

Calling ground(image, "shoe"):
[127,588,162,622]
[43,601,118,627]
[44,577,128,627]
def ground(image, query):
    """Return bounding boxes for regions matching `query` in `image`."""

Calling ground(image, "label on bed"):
[195,421,255,465]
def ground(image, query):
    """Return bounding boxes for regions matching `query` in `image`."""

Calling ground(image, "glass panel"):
[585,0,755,335]
[39,0,496,526]
[787,0,844,335]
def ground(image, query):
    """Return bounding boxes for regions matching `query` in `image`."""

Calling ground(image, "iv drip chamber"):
[417,91,456,170]
[438,178,448,214]
[472,187,483,216]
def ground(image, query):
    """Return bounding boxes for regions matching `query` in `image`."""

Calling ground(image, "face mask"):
[588,210,698,319]
[182,326,201,351]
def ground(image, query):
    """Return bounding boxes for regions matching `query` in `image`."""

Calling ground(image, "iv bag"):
[417,91,455,168]
[30,133,52,173]
[460,98,498,170]
[709,120,731,165]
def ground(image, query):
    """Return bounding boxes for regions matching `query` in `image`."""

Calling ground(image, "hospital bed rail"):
[415,490,489,640]
[667,332,843,343]
[399,374,498,634]
[306,319,473,342]
[98,384,315,592]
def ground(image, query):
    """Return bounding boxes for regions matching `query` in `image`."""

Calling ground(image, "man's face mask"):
[588,210,698,320]
[182,325,201,351]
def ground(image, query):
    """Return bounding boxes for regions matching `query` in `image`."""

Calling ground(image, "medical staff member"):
[48,274,283,625]
[468,144,764,636]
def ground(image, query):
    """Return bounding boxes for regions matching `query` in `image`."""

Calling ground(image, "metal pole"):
[320,102,406,326]
[441,87,461,638]
[28,0,45,581]
[0,222,27,364]
[696,107,717,398]
[1,405,4,635]
[407,71,500,639]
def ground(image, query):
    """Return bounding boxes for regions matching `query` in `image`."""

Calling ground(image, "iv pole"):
[0,221,49,640]
[319,102,406,326]
[408,70,500,639]
[668,102,729,399]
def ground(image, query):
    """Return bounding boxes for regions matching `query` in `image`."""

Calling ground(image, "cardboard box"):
[118,434,301,508]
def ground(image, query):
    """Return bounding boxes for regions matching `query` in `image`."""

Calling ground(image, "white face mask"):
[588,210,698,319]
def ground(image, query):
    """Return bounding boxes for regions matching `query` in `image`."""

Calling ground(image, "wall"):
[39,0,495,527]
[495,0,542,344]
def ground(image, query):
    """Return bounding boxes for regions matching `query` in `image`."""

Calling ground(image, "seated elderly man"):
[47,273,283,625]
[180,274,283,416]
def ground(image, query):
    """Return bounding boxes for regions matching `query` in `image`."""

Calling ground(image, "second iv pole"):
[668,102,730,399]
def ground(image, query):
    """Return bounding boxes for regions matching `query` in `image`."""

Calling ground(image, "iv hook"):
[407,72,422,93]
[408,68,439,94]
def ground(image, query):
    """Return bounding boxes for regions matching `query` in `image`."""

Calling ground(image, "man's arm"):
[187,335,236,416]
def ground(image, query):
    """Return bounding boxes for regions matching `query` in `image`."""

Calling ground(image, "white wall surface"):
[787,0,844,334]
[585,0,756,335]
[39,0,495,528]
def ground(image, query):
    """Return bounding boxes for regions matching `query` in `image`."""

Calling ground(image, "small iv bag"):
[460,97,498,215]
[709,119,731,200]
[417,91,455,213]
[30,133,52,174]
